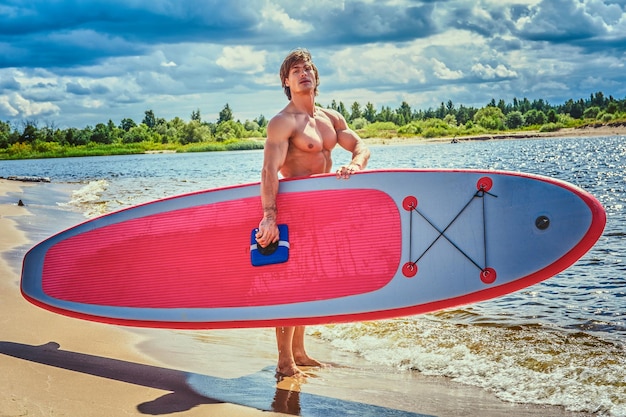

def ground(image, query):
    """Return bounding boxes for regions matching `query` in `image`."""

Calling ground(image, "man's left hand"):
[336,163,362,179]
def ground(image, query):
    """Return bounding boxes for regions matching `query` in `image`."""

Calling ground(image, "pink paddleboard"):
[21,169,605,329]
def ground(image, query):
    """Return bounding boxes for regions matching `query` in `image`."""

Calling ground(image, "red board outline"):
[21,169,606,329]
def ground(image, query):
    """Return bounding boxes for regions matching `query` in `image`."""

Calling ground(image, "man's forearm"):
[351,142,370,169]
[261,170,279,221]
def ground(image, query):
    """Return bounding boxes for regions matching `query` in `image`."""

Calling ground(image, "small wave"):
[61,180,110,218]
[312,317,626,416]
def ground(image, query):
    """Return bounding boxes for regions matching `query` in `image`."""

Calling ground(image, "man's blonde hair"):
[279,48,319,100]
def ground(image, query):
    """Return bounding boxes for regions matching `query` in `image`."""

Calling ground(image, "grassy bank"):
[0,138,265,160]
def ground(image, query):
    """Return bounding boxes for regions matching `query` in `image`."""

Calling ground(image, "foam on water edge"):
[311,315,626,416]
[61,179,110,218]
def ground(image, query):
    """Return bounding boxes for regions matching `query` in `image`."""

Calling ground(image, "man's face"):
[285,61,316,94]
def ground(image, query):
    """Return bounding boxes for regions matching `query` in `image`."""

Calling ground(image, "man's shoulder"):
[317,106,340,120]
[269,107,293,123]
[316,107,347,129]
[267,108,297,138]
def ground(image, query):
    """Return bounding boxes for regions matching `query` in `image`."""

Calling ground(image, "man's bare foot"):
[275,363,308,380]
[294,354,324,368]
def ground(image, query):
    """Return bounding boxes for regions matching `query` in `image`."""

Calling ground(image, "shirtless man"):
[256,49,370,378]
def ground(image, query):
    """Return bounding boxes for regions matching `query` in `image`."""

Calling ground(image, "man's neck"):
[290,92,316,116]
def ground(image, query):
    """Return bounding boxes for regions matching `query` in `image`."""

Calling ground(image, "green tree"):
[473,106,505,130]
[337,101,350,121]
[244,120,260,132]
[547,109,558,124]
[363,102,376,122]
[350,117,368,130]
[63,127,86,146]
[218,104,233,124]
[157,117,185,144]
[0,121,11,148]
[254,114,267,127]
[455,105,473,125]
[583,106,601,119]
[397,101,412,125]
[443,114,457,127]
[181,120,212,144]
[123,124,152,143]
[191,109,202,122]
[142,110,156,128]
[120,118,137,132]
[505,111,524,129]
[497,99,507,114]
[446,100,455,115]
[376,106,393,122]
[435,102,446,119]
[91,123,114,144]
[563,99,584,119]
[20,122,43,144]
[350,102,362,121]
[590,91,606,107]
[215,120,243,141]
[606,101,618,114]
[524,109,547,126]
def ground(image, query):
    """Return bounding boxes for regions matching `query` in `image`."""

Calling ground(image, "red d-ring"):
[402,262,418,278]
[480,267,497,284]
[402,196,418,211]
[477,177,493,192]
[402,262,417,278]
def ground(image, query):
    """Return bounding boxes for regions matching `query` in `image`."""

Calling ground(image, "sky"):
[1,0,625,129]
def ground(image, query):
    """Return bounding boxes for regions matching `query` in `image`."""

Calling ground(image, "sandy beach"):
[2,124,620,416]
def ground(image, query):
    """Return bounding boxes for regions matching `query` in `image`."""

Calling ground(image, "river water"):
[1,135,624,416]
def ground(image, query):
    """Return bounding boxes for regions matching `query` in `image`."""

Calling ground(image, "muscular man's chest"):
[293,118,336,151]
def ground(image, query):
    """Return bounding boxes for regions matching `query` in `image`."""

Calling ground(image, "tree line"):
[335,91,625,134]
[0,104,266,150]
[1,91,624,155]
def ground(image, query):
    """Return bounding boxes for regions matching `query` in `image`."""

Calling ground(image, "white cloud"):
[0,95,19,117]
[329,45,427,87]
[82,98,104,109]
[431,58,464,80]
[471,63,518,80]
[7,93,60,118]
[216,46,268,74]
[260,2,313,34]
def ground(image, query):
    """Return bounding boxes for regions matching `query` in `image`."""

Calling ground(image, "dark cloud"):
[0,0,261,68]
[447,4,511,38]
[316,2,439,44]
[66,81,110,96]
[0,76,20,91]
[517,0,624,43]
[66,82,91,95]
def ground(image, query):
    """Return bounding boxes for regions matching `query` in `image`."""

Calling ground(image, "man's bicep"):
[330,110,362,152]
[337,127,363,152]
[263,119,291,170]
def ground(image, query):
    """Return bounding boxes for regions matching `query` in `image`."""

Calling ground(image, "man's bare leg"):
[276,326,322,377]
[276,326,303,377]
[292,326,322,367]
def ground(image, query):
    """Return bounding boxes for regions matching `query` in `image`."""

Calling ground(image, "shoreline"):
[0,178,598,415]
[362,123,626,146]
[1,124,624,164]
